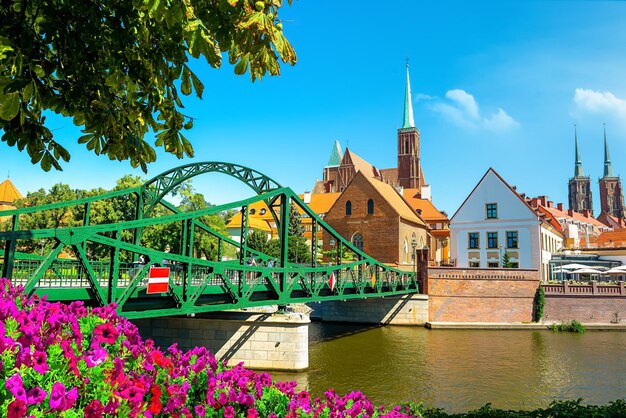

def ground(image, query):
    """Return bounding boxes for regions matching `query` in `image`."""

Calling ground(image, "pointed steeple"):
[402,62,415,129]
[603,124,615,178]
[574,125,584,177]
[326,140,343,167]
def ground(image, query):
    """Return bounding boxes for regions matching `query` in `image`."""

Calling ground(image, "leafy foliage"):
[417,399,626,417]
[548,320,586,334]
[0,0,296,171]
[533,287,544,322]
[501,251,514,268]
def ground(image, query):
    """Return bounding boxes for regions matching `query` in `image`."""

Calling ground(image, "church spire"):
[603,123,615,178]
[574,125,584,177]
[402,62,415,129]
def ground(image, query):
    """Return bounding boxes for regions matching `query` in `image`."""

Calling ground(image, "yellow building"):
[225,193,341,244]
[0,178,23,219]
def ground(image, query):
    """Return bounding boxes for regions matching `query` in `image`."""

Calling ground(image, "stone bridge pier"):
[133,311,310,371]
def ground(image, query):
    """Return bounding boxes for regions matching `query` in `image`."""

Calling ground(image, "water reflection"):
[270,323,626,413]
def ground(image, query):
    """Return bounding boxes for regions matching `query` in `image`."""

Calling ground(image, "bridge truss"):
[0,162,419,319]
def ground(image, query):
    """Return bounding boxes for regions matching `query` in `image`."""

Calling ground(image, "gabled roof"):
[0,178,22,205]
[298,192,340,215]
[450,167,537,222]
[379,168,398,185]
[343,148,379,178]
[540,205,608,228]
[536,206,564,233]
[597,211,626,229]
[356,172,426,226]
[402,188,448,222]
[594,229,626,247]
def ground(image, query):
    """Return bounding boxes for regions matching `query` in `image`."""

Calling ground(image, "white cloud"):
[574,88,626,118]
[446,89,480,120]
[422,89,519,132]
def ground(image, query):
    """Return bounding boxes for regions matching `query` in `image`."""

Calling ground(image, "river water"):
[270,322,626,413]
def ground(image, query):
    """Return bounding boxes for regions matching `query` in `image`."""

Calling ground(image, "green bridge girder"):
[0,162,420,319]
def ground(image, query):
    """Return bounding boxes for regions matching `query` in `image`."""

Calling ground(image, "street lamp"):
[40,239,45,256]
[329,238,336,265]
[499,244,504,268]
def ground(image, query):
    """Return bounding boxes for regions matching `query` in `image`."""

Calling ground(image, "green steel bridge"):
[0,162,419,319]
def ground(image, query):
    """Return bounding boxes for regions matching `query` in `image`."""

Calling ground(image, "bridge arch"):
[140,161,283,211]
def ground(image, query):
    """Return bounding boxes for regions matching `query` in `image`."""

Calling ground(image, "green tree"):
[502,250,514,268]
[0,0,296,172]
[287,203,310,264]
[246,229,269,255]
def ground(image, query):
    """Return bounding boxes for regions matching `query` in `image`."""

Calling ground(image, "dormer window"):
[260,208,266,215]
[250,208,256,215]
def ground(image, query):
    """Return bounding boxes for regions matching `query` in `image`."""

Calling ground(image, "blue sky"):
[4,1,626,215]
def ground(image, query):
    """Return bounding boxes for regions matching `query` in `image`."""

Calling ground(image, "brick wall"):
[543,282,626,323]
[427,267,540,322]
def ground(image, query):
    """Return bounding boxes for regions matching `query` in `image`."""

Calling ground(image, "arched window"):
[405,139,409,154]
[352,232,364,251]
[346,200,352,215]
[367,199,374,214]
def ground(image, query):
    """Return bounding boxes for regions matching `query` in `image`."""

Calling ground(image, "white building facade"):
[450,168,563,281]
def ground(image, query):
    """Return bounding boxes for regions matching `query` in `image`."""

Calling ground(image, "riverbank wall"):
[309,294,429,325]
[542,281,626,324]
[427,267,540,322]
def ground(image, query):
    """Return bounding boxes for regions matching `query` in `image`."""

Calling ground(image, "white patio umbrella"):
[572,268,603,274]
[610,265,626,271]
[552,267,573,274]
[560,263,592,270]
[603,268,626,275]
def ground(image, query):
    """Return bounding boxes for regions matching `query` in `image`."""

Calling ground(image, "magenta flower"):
[84,347,108,367]
[49,382,78,411]
[7,399,27,418]
[32,350,48,374]
[247,407,259,418]
[26,387,47,405]
[84,399,104,418]
[92,322,119,345]
[6,373,26,402]
[194,404,206,417]
[223,405,235,418]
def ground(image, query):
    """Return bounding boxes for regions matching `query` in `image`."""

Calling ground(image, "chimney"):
[421,184,431,201]
[547,201,553,208]
[530,198,539,208]
[568,209,574,217]
[303,191,311,204]
[557,203,564,211]
[582,209,591,218]
[539,196,548,206]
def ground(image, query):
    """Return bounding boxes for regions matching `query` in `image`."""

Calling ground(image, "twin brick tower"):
[568,125,625,221]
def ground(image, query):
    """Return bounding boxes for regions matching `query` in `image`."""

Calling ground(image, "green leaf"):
[0,92,19,120]
[234,54,249,75]
[189,69,204,98]
[181,67,192,96]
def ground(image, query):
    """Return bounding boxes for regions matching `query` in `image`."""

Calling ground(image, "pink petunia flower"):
[92,323,119,346]
[84,399,104,418]
[26,387,47,405]
[49,382,78,411]
[32,350,48,374]
[223,405,235,418]
[7,399,27,418]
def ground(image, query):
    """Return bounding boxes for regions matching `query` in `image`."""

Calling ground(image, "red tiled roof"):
[540,205,608,228]
[402,188,448,222]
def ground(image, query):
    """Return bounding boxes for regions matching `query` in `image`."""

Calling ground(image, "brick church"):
[313,65,451,266]
[313,64,426,195]
[568,125,626,228]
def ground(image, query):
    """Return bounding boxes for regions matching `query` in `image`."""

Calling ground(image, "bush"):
[0,278,415,417]
[533,287,545,322]
[548,320,586,334]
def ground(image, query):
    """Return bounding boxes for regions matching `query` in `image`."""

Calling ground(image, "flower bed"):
[0,279,416,417]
